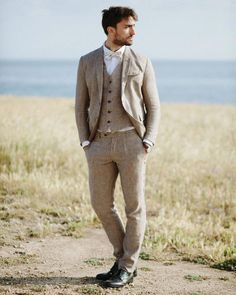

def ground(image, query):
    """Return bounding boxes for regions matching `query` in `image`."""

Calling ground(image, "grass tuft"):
[184,274,208,282]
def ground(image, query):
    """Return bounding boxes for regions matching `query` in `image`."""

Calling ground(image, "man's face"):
[111,16,136,46]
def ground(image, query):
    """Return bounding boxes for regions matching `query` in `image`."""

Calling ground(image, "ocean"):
[0,60,235,104]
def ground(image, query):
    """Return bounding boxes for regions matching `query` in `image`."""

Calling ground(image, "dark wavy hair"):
[102,6,138,35]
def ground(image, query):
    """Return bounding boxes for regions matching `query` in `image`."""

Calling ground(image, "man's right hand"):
[81,140,90,149]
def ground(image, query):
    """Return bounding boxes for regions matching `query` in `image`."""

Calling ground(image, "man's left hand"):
[143,142,152,153]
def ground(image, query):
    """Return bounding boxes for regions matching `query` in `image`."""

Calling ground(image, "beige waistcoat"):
[97,62,133,132]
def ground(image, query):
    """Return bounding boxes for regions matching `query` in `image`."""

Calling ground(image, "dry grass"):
[0,95,235,267]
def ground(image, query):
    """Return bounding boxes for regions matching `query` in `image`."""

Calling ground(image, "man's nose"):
[130,27,135,36]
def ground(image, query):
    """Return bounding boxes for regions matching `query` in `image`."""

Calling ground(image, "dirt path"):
[0,228,235,295]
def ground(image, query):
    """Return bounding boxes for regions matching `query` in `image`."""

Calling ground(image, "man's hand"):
[81,140,90,149]
[143,142,152,153]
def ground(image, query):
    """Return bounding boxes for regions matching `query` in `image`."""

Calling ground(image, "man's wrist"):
[143,139,154,147]
[81,140,90,148]
[143,139,154,153]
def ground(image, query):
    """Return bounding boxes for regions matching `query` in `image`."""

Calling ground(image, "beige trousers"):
[84,129,147,273]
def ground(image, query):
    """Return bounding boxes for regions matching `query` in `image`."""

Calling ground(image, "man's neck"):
[105,40,123,52]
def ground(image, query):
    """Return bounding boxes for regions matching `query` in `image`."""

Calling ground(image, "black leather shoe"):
[104,268,134,288]
[96,262,119,281]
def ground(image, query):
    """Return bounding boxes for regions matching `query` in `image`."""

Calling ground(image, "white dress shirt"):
[103,43,126,75]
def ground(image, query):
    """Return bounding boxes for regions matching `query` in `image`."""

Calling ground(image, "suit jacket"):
[75,46,160,145]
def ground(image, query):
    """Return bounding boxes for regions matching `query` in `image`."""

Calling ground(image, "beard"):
[113,33,133,46]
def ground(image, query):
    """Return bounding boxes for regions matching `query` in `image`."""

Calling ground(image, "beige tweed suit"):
[75,46,160,272]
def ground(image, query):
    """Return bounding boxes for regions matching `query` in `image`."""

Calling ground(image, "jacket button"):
[108,100,111,103]
[107,120,111,123]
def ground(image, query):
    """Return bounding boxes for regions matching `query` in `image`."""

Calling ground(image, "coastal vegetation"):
[0,95,235,269]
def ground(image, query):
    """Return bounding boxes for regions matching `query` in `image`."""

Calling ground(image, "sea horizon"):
[0,59,235,104]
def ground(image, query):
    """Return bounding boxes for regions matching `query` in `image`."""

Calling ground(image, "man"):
[75,6,160,288]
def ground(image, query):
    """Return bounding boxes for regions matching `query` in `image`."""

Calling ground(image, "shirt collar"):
[103,43,126,58]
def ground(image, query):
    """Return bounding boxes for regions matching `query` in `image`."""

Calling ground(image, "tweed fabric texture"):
[85,129,147,272]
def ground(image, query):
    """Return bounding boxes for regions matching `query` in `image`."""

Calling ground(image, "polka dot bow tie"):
[104,50,123,60]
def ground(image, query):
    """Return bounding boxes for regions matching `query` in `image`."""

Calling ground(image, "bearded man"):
[75,6,160,288]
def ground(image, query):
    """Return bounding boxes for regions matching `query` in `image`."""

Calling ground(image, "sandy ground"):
[0,228,235,295]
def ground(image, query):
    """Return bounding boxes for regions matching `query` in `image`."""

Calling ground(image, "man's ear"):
[107,26,116,35]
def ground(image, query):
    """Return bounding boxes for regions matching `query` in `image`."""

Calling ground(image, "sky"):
[0,0,236,60]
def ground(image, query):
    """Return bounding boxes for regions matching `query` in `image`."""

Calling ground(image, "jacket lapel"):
[121,47,131,93]
[96,46,104,103]
[121,47,141,92]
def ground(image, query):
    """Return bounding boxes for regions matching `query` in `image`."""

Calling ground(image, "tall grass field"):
[0,95,235,269]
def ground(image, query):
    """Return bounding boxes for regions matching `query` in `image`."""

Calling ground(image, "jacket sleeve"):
[142,58,161,145]
[75,56,90,144]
